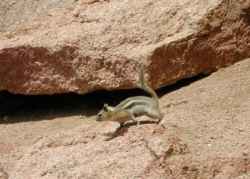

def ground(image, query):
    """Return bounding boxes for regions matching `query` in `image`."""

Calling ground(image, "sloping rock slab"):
[0,0,250,94]
[6,58,250,179]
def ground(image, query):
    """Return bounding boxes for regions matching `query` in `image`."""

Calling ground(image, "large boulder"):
[0,0,250,94]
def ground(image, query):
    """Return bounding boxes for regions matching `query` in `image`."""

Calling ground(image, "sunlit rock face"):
[0,0,249,95]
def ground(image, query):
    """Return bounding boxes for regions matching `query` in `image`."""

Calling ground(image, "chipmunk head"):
[96,104,114,121]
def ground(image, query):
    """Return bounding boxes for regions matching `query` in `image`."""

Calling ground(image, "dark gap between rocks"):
[0,73,209,124]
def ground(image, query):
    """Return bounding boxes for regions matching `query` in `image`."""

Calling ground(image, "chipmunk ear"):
[103,103,115,112]
[103,104,109,111]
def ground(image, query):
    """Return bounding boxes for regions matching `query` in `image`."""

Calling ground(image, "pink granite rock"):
[0,0,250,94]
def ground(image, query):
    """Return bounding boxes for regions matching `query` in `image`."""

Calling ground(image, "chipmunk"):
[96,65,163,126]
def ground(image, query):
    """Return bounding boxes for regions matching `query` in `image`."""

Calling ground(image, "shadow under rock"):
[0,91,107,124]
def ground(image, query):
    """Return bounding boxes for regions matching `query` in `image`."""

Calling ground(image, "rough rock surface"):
[0,0,250,94]
[0,167,8,179]
[0,58,249,178]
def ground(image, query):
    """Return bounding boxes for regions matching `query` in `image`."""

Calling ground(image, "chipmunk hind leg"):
[128,112,141,126]
[144,108,163,123]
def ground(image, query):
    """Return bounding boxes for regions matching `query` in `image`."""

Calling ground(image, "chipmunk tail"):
[137,64,159,101]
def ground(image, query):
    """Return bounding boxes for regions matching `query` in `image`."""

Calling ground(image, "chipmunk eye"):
[96,113,103,120]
